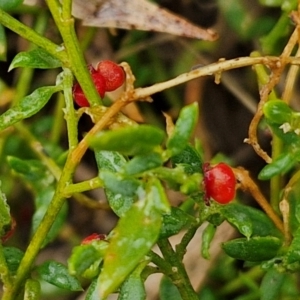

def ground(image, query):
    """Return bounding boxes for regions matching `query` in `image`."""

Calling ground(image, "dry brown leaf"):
[72,0,218,41]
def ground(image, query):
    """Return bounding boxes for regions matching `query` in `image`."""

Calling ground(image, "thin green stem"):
[2,171,71,300]
[45,0,102,107]
[14,124,62,180]
[62,68,78,150]
[63,177,103,195]
[50,92,65,144]
[219,266,263,296]
[176,225,198,260]
[0,8,68,64]
[2,69,78,300]
[13,11,49,105]
[157,239,199,300]
[270,137,283,212]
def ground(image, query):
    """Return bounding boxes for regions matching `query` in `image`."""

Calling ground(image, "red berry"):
[96,60,125,92]
[72,72,106,107]
[203,163,236,205]
[81,233,106,245]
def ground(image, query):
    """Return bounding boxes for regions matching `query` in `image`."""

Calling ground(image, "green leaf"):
[68,242,108,278]
[0,24,7,61]
[171,144,202,175]
[100,170,140,197]
[167,103,198,156]
[267,121,300,145]
[89,125,165,156]
[36,260,83,291]
[86,279,100,300]
[0,182,11,238]
[123,152,163,175]
[24,279,41,300]
[233,204,282,238]
[7,157,55,191]
[95,151,134,216]
[221,204,253,239]
[160,207,196,239]
[285,226,300,264]
[0,86,60,131]
[201,223,216,260]
[263,100,293,124]
[258,152,295,180]
[222,236,282,262]
[3,247,24,274]
[0,0,23,10]
[118,261,147,300]
[159,276,182,300]
[98,188,163,298]
[32,187,68,247]
[260,268,285,300]
[9,48,62,71]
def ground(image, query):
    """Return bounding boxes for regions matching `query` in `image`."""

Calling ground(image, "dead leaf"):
[72,0,218,41]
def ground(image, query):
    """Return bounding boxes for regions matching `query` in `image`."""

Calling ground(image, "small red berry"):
[203,163,236,205]
[81,233,106,245]
[96,60,125,92]
[72,72,106,107]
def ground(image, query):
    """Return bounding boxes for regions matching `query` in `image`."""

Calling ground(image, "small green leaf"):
[171,144,202,175]
[260,268,285,300]
[0,183,11,238]
[3,247,24,274]
[118,261,148,300]
[263,100,293,124]
[222,236,282,262]
[32,187,68,247]
[36,260,83,291]
[100,171,140,197]
[7,157,55,191]
[95,151,134,216]
[160,207,196,239]
[201,223,216,260]
[0,24,7,61]
[232,204,282,238]
[86,279,100,300]
[98,189,162,298]
[159,276,182,300]
[9,48,62,71]
[147,178,170,214]
[285,226,300,264]
[0,0,23,10]
[221,204,253,239]
[123,152,163,175]
[24,279,41,300]
[68,242,108,278]
[0,86,60,131]
[89,125,165,156]
[167,103,198,156]
[258,152,295,180]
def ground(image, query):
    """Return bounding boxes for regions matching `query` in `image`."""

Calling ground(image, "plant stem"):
[0,8,67,64]
[157,239,199,300]
[63,177,103,195]
[2,68,78,300]
[233,167,284,234]
[45,0,102,107]
[176,225,198,260]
